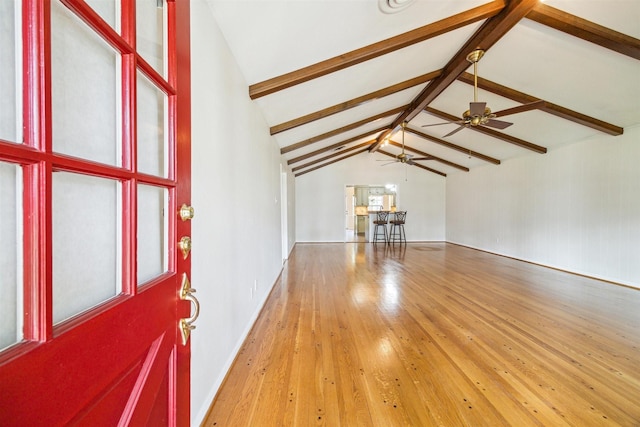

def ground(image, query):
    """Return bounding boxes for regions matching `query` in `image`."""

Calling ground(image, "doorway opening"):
[344,184,397,243]
[280,165,288,263]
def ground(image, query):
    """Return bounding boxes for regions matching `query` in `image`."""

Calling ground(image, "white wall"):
[190,1,295,424]
[188,3,637,424]
[296,153,446,242]
[447,125,640,288]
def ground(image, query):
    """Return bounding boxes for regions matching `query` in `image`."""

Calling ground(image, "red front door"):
[0,0,192,425]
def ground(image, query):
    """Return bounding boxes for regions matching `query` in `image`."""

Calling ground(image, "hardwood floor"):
[202,243,640,426]
[345,229,366,243]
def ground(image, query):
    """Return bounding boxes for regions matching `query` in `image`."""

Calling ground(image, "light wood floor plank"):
[202,243,640,426]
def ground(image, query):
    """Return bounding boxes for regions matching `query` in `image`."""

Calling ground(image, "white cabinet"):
[355,187,369,206]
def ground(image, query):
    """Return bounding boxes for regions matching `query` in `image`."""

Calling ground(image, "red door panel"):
[0,0,192,425]
[0,280,177,426]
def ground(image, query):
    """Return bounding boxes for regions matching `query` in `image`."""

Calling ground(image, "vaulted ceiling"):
[207,0,640,178]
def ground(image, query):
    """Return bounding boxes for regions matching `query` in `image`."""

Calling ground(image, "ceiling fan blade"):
[493,100,546,118]
[380,160,398,166]
[469,102,486,116]
[483,119,513,130]
[411,156,434,161]
[443,125,466,138]
[406,160,416,166]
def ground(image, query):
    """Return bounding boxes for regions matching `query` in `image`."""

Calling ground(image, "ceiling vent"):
[378,0,417,14]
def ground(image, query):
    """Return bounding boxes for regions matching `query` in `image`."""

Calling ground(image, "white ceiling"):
[205,0,640,177]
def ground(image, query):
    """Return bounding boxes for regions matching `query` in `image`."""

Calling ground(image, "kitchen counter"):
[355,210,398,242]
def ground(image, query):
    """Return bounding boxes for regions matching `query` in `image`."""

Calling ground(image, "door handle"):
[179,273,200,345]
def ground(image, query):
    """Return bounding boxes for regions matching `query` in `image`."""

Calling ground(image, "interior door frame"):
[280,164,288,263]
[174,0,192,422]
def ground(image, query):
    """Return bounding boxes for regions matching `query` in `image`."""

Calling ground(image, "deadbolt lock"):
[179,236,192,259]
[179,204,195,221]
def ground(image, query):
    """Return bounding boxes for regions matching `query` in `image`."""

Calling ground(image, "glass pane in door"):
[85,0,119,31]
[0,0,21,143]
[137,184,167,286]
[0,162,23,350]
[137,72,166,177]
[137,0,166,75]
[52,172,120,324]
[51,0,120,166]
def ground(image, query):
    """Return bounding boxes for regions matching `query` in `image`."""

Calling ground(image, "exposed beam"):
[282,127,388,157]
[292,142,372,172]
[249,1,505,99]
[292,142,447,177]
[288,138,377,165]
[424,107,547,154]
[280,107,405,154]
[527,3,640,61]
[404,127,501,165]
[294,148,370,177]
[378,150,447,177]
[457,73,624,136]
[271,70,442,135]
[388,141,469,171]
[371,0,538,152]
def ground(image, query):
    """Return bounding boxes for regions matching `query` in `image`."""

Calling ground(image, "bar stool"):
[389,211,407,245]
[372,210,390,244]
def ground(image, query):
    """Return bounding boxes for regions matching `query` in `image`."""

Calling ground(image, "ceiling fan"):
[379,122,433,166]
[422,49,545,137]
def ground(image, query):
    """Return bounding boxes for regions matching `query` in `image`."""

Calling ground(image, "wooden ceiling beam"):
[249,1,505,99]
[404,127,501,165]
[282,126,388,157]
[271,70,442,135]
[387,141,469,171]
[292,141,372,172]
[288,138,377,165]
[527,3,640,61]
[292,141,448,177]
[294,147,370,177]
[424,107,547,153]
[370,0,538,152]
[457,73,624,135]
[378,150,446,177]
[279,105,405,154]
